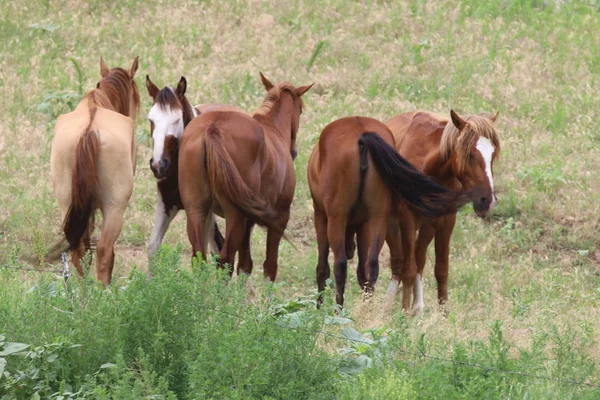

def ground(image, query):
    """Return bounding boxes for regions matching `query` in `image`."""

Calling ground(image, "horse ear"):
[450,109,467,130]
[176,76,187,97]
[100,56,109,78]
[146,75,159,98]
[259,72,274,91]
[295,83,313,97]
[490,111,499,123]
[130,56,139,78]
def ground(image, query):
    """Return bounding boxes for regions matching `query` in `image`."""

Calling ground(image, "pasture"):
[1,0,600,398]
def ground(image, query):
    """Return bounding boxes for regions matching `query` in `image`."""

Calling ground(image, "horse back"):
[313,116,394,221]
[386,111,447,170]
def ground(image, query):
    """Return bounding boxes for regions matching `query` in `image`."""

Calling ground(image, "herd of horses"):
[50,56,500,315]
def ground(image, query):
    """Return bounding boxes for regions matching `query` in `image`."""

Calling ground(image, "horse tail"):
[358,132,468,218]
[63,105,100,250]
[203,125,286,237]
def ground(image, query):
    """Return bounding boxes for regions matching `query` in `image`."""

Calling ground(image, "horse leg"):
[360,216,387,295]
[399,214,417,314]
[314,208,330,307]
[327,215,348,307]
[148,196,177,261]
[263,211,290,282]
[434,215,456,308]
[356,222,368,292]
[185,195,213,264]
[96,207,125,286]
[345,225,357,260]
[219,209,246,276]
[206,213,224,255]
[237,220,255,276]
[385,219,403,305]
[413,222,435,316]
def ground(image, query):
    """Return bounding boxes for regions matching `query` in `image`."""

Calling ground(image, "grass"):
[1,0,600,398]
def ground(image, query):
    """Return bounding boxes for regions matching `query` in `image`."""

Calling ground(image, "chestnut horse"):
[308,116,470,307]
[145,75,247,260]
[50,56,140,285]
[178,73,312,279]
[385,110,500,314]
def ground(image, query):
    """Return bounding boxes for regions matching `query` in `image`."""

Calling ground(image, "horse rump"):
[203,125,285,236]
[358,132,469,218]
[63,129,100,250]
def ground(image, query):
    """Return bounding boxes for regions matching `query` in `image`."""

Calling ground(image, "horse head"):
[442,110,500,218]
[146,75,193,179]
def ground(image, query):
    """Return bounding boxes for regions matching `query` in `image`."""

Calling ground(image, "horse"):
[178,73,312,280]
[144,75,247,261]
[384,110,500,315]
[307,116,471,307]
[50,56,140,285]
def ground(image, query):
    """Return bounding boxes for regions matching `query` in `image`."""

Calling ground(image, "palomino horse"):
[385,110,500,315]
[308,116,470,307]
[144,75,247,260]
[50,56,140,285]
[178,73,312,280]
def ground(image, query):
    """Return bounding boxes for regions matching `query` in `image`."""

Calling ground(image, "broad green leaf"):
[0,342,29,356]
[100,363,116,369]
[0,357,5,375]
[341,328,374,345]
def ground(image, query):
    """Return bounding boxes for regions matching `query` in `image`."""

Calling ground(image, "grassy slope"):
[1,0,600,397]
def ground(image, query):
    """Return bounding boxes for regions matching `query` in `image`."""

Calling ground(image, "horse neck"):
[262,91,295,146]
[180,95,197,127]
[423,137,459,188]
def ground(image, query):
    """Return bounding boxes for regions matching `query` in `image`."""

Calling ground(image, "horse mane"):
[94,67,140,117]
[155,87,195,126]
[253,83,303,117]
[439,114,500,173]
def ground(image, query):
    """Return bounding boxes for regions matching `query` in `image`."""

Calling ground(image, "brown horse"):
[178,73,312,280]
[144,75,247,261]
[50,56,140,285]
[385,110,500,314]
[308,116,470,307]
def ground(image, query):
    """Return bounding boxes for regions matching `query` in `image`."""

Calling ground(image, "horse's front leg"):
[148,194,178,262]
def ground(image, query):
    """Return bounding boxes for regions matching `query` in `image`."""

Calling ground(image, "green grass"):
[1,0,600,398]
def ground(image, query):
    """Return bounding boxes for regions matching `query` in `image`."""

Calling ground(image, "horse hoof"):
[412,303,424,317]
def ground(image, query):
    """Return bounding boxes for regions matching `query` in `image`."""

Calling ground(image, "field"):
[1,0,600,398]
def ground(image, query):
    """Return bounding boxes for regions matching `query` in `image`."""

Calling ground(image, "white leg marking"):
[412,273,424,316]
[384,278,400,312]
[148,196,178,260]
[205,213,219,255]
[386,279,400,296]
[476,137,497,210]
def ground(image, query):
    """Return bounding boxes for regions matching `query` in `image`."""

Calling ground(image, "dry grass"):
[1,0,600,383]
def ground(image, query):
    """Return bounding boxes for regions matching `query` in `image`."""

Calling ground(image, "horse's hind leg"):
[237,220,255,276]
[96,206,125,286]
[327,215,348,307]
[385,219,403,306]
[314,207,330,307]
[263,211,289,282]
[219,208,246,275]
[358,216,387,296]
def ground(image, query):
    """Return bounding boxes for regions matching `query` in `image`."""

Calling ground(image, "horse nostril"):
[159,159,169,170]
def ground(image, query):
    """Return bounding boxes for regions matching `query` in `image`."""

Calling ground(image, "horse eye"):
[172,119,180,126]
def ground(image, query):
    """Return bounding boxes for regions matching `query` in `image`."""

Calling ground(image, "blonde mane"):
[253,82,302,117]
[439,114,500,173]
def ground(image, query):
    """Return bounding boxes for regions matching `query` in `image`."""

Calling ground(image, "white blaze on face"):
[475,137,496,208]
[147,94,185,164]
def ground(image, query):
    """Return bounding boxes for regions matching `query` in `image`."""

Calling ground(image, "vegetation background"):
[1,0,599,398]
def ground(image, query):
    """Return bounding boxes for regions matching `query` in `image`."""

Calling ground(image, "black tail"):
[358,132,468,218]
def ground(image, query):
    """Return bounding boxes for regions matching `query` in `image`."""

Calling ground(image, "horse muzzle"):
[149,158,170,179]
